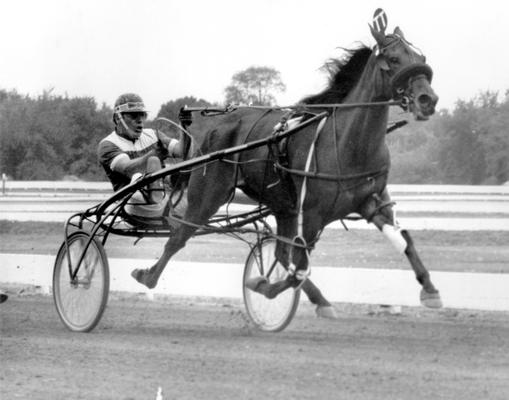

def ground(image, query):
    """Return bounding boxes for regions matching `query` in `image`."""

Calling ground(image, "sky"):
[1,0,509,115]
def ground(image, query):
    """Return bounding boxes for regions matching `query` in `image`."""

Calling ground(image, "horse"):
[131,19,442,314]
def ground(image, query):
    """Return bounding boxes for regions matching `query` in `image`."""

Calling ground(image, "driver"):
[97,93,185,222]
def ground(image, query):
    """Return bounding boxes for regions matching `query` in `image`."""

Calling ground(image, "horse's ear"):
[394,26,405,39]
[369,23,386,48]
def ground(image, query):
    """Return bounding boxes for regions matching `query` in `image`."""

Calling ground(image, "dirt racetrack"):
[2,292,509,400]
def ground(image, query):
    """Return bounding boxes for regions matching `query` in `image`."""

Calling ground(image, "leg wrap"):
[382,224,407,254]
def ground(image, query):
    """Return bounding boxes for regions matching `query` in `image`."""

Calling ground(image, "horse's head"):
[370,25,438,120]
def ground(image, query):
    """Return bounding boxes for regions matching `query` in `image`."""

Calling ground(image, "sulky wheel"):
[243,238,300,332]
[53,230,109,332]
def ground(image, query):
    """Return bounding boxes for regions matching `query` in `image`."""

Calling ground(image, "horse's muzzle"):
[409,75,438,120]
[391,63,438,120]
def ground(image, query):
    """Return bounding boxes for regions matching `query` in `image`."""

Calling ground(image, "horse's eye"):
[389,57,399,65]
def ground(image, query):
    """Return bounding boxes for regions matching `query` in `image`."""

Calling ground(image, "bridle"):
[377,35,434,108]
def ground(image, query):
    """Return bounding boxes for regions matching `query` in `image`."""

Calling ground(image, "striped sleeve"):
[98,140,127,171]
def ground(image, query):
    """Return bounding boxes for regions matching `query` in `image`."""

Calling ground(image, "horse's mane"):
[301,45,373,104]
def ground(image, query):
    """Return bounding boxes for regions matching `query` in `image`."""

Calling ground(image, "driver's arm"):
[112,151,159,178]
[155,130,183,158]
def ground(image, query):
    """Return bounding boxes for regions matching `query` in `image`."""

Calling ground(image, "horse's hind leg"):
[131,222,198,289]
[293,210,337,318]
[131,164,235,289]
[302,281,336,318]
[360,191,442,308]
[245,214,296,298]
[247,212,337,318]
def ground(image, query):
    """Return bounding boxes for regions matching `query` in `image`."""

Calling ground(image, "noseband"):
[390,63,433,100]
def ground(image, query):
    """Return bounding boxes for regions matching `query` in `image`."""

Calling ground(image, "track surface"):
[2,294,509,400]
[2,222,509,399]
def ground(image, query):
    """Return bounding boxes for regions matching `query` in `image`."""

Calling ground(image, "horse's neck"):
[335,58,390,168]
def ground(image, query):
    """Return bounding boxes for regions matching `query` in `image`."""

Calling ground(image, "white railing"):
[2,180,509,195]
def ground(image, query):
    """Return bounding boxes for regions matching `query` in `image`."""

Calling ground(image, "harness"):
[178,94,414,283]
[183,102,405,243]
[268,110,393,282]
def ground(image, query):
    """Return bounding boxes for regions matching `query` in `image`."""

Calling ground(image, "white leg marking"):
[382,224,407,254]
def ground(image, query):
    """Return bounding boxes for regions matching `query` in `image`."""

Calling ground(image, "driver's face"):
[118,112,147,140]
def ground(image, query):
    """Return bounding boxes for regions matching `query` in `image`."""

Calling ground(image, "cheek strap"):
[116,112,137,137]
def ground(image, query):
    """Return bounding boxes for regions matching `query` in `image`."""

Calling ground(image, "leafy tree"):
[157,96,212,124]
[0,90,33,178]
[387,118,441,184]
[476,91,509,183]
[2,84,509,184]
[387,90,509,185]
[62,98,112,179]
[224,66,286,106]
[437,96,492,184]
[0,89,112,180]
[155,96,214,148]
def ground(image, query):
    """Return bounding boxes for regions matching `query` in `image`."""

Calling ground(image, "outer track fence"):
[1,181,509,229]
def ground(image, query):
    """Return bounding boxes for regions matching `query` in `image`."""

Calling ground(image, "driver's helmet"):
[113,93,147,122]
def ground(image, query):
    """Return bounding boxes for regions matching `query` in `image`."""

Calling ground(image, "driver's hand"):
[154,130,170,159]
[155,129,170,146]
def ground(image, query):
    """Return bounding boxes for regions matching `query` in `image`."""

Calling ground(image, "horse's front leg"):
[361,191,443,308]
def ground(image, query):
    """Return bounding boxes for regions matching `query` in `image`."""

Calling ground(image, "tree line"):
[387,90,509,185]
[0,82,508,185]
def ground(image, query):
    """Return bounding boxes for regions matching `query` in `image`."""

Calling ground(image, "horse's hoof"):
[245,276,268,292]
[131,269,156,289]
[420,289,443,309]
[0,292,8,304]
[316,305,337,319]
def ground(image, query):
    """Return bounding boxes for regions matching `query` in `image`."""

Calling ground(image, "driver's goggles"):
[122,112,147,121]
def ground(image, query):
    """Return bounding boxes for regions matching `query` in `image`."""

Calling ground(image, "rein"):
[184,98,403,114]
[292,99,403,109]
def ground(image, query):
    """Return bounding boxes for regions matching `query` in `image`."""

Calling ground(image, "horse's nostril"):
[418,94,432,108]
